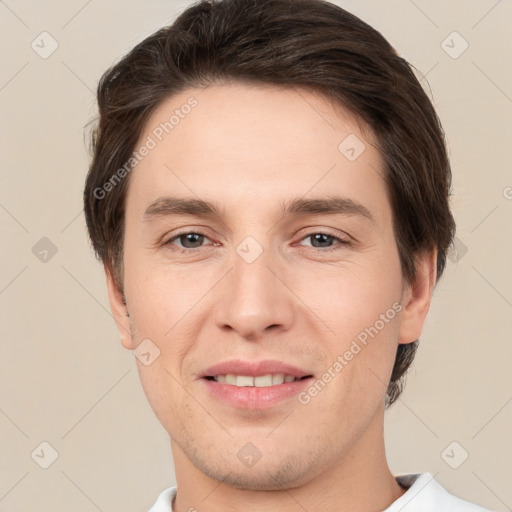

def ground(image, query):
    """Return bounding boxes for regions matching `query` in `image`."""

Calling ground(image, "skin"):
[105,81,437,512]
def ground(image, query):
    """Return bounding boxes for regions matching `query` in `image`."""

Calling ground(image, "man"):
[83,0,493,510]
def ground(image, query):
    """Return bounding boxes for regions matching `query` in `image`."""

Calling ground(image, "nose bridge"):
[213,236,294,338]
[233,243,274,297]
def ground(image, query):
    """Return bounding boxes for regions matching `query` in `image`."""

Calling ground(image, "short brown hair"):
[83,0,456,408]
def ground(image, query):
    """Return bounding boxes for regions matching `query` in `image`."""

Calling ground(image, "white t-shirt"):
[148,472,494,512]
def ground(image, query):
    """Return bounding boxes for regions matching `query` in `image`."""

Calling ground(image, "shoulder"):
[385,473,495,512]
[148,486,177,512]
[149,476,495,512]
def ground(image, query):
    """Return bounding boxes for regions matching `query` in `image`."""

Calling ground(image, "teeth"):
[236,375,254,387]
[255,374,273,387]
[225,374,237,385]
[212,373,301,387]
[272,373,285,385]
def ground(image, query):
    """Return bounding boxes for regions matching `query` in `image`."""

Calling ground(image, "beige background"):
[1,0,511,510]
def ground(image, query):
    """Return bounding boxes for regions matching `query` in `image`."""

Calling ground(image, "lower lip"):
[200,377,313,410]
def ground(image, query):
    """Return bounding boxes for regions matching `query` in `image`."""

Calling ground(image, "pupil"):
[312,234,331,247]
[179,234,333,249]
[181,233,203,248]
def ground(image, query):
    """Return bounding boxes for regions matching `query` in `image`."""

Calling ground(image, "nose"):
[213,246,295,341]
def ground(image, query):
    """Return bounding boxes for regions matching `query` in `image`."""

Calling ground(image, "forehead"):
[141,81,376,158]
[126,82,389,224]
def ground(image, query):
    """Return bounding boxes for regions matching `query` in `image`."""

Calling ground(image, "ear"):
[397,248,438,345]
[104,265,134,350]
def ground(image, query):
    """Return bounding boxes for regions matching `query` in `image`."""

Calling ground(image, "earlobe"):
[104,265,134,350]
[397,249,438,345]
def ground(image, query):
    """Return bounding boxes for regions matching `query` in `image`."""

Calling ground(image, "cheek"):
[123,243,211,336]
[123,257,213,409]
[291,252,403,340]
[291,246,404,398]
[135,358,186,434]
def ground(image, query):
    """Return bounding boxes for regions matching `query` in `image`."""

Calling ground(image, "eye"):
[164,231,213,251]
[298,232,351,250]
[161,230,351,254]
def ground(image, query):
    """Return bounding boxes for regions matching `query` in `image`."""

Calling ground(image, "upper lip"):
[200,359,313,379]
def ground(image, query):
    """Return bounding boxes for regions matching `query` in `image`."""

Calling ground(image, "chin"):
[193,447,320,491]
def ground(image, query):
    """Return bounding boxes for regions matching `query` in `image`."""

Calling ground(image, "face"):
[106,81,434,490]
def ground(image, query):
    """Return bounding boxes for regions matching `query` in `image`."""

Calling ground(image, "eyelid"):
[162,227,352,253]
[294,231,352,250]
[163,229,216,249]
[294,226,352,243]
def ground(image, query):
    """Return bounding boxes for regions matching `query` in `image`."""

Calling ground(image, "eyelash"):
[162,230,351,254]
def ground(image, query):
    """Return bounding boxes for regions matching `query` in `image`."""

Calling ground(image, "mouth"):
[199,360,315,409]
[203,373,313,387]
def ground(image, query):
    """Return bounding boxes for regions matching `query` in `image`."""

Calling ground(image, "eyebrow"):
[143,195,376,225]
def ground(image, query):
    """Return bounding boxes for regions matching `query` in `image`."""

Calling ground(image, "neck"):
[170,404,405,512]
